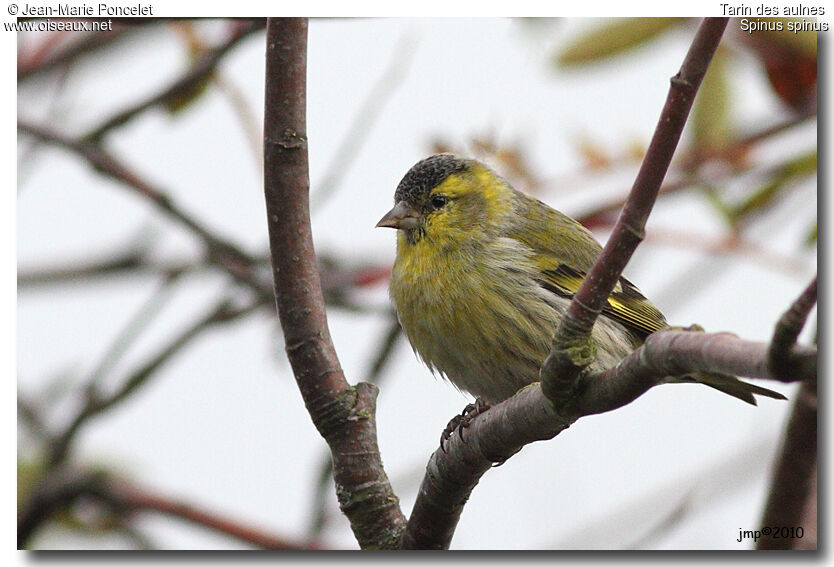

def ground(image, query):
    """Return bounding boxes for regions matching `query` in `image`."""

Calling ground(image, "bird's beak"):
[376,201,421,230]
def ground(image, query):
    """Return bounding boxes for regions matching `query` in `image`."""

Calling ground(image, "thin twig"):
[643,228,813,276]
[18,469,318,549]
[18,248,388,314]
[310,34,417,212]
[18,249,187,286]
[17,28,129,81]
[47,296,262,467]
[404,18,733,549]
[110,481,322,549]
[364,313,404,384]
[214,72,263,173]
[540,18,729,404]
[17,119,273,304]
[83,19,265,142]
[17,394,50,443]
[678,108,816,170]
[767,277,817,382]
[577,106,816,228]
[85,272,183,389]
[625,493,693,550]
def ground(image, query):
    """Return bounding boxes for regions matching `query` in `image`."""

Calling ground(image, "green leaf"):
[699,183,736,227]
[555,18,684,67]
[691,47,732,155]
[730,151,817,222]
[17,459,44,509]
[163,71,214,115]
[804,223,817,247]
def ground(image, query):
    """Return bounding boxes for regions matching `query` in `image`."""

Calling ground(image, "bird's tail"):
[673,372,787,405]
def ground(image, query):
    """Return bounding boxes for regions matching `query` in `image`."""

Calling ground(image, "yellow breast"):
[390,233,561,402]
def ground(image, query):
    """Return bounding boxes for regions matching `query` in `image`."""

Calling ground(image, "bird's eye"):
[430,194,449,209]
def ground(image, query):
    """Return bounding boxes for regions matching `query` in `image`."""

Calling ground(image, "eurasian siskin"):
[377,154,784,406]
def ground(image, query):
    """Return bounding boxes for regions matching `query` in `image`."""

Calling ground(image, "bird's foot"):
[440,397,491,452]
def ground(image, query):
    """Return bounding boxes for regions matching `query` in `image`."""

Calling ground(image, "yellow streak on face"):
[417,163,513,248]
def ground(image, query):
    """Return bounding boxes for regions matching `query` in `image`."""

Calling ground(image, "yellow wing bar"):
[538,264,667,338]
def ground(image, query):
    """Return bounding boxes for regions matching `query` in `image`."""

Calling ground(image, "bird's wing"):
[537,263,668,339]
[506,193,667,338]
[507,195,603,271]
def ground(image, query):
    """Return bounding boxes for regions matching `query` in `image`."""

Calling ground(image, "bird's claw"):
[439,398,491,452]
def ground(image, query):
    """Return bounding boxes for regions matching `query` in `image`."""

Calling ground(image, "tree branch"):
[403,384,567,549]
[262,17,405,549]
[47,296,262,467]
[402,19,822,549]
[403,326,810,549]
[17,119,273,304]
[18,468,318,549]
[540,17,729,404]
[85,272,184,389]
[577,109,816,229]
[758,280,818,549]
[17,246,155,285]
[757,378,817,549]
[569,330,810,417]
[19,467,108,548]
[109,481,321,550]
[18,27,129,81]
[307,311,403,538]
[768,277,817,382]
[83,19,265,142]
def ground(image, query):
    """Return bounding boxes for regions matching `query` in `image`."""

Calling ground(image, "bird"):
[376,153,785,409]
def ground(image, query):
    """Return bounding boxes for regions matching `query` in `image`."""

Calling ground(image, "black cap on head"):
[394,154,470,205]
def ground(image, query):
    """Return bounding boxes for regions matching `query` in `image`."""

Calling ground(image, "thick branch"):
[403,385,568,549]
[307,312,403,537]
[757,379,817,549]
[403,327,808,549]
[540,18,729,404]
[570,330,811,417]
[758,279,818,549]
[262,17,405,549]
